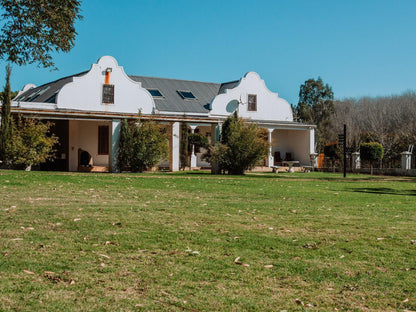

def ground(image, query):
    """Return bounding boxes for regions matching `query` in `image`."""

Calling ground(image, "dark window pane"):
[177,90,196,99]
[248,94,257,111]
[147,89,163,97]
[103,84,114,103]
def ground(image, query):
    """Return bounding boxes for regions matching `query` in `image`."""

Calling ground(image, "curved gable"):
[57,56,155,114]
[210,72,293,122]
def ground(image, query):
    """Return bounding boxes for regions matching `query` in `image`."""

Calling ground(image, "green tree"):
[207,112,268,175]
[180,122,189,170]
[7,117,58,170]
[360,142,384,175]
[296,77,334,151]
[0,65,12,163]
[117,117,169,173]
[188,132,209,153]
[0,0,82,68]
[116,119,134,171]
[323,142,341,172]
[130,119,168,172]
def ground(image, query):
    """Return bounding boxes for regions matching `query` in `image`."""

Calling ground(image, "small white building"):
[9,55,315,172]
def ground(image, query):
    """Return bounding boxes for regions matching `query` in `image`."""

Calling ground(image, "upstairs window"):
[248,94,257,111]
[177,90,197,100]
[147,88,164,98]
[98,126,109,155]
[102,84,114,104]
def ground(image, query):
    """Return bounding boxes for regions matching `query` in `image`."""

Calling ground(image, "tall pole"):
[343,124,347,178]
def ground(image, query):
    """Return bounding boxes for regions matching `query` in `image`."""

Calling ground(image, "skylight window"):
[147,89,164,98]
[177,90,197,100]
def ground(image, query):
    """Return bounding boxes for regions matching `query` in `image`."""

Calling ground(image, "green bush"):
[188,132,209,153]
[179,123,189,170]
[207,112,268,175]
[360,142,384,163]
[7,117,58,170]
[117,117,168,172]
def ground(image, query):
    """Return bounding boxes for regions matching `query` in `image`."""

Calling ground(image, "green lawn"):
[0,170,415,311]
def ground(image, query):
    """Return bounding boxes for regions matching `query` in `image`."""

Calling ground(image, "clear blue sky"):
[2,0,416,105]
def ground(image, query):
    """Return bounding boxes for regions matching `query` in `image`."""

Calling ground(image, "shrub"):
[360,142,384,163]
[117,119,135,171]
[188,132,209,153]
[179,123,189,170]
[360,142,384,173]
[207,112,268,175]
[117,117,168,173]
[7,117,58,170]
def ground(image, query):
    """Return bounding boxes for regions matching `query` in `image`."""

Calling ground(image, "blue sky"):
[2,0,416,105]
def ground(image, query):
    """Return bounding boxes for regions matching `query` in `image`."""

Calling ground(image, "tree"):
[323,142,340,172]
[360,142,384,175]
[188,132,209,153]
[296,77,335,151]
[116,117,169,173]
[117,119,135,171]
[7,117,58,170]
[330,91,416,168]
[179,123,189,170]
[130,119,168,172]
[0,65,11,163]
[0,0,82,68]
[206,112,269,175]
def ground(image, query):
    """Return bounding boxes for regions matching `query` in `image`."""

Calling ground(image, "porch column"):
[267,128,274,167]
[111,119,121,173]
[309,127,315,155]
[169,122,180,172]
[190,125,197,168]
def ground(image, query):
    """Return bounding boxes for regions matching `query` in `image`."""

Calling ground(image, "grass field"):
[0,170,415,311]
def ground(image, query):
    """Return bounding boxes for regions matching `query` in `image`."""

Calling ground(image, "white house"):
[8,55,315,172]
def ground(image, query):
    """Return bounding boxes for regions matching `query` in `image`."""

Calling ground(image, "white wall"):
[210,72,293,122]
[272,129,311,165]
[57,56,155,114]
[68,120,111,171]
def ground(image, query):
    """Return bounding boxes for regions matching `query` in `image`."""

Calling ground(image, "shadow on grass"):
[348,187,416,196]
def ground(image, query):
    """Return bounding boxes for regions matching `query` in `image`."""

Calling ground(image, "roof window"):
[177,90,197,100]
[147,88,164,98]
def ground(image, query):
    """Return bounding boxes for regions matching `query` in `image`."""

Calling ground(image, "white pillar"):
[170,122,180,171]
[401,151,412,171]
[268,128,274,167]
[190,125,197,168]
[352,152,360,170]
[309,127,315,155]
[111,119,121,173]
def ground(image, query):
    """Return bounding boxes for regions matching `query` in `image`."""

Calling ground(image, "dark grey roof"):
[219,80,240,94]
[14,71,88,104]
[130,75,224,114]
